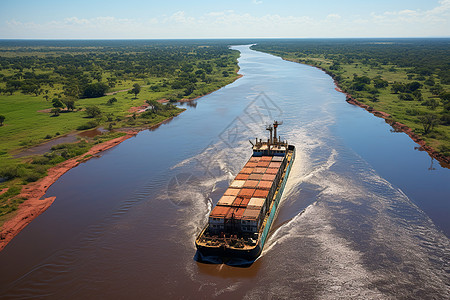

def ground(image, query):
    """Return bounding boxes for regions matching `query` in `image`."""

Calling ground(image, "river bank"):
[0,71,244,251]
[281,57,450,168]
[0,108,186,251]
[0,131,138,251]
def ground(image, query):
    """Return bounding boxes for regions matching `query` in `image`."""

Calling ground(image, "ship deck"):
[195,148,294,255]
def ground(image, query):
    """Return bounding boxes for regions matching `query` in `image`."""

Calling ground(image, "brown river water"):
[0,45,448,299]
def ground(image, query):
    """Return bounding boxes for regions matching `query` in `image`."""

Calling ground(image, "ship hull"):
[195,146,295,264]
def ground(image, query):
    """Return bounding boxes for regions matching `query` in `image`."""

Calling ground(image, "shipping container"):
[253,167,267,174]
[253,189,269,198]
[248,197,266,214]
[235,173,249,181]
[245,162,258,168]
[225,207,245,220]
[248,173,263,181]
[249,156,261,163]
[232,196,250,207]
[217,195,235,206]
[243,180,259,188]
[268,161,282,169]
[271,156,284,162]
[241,206,264,233]
[257,180,273,190]
[224,188,240,196]
[230,180,245,188]
[260,156,272,162]
[257,160,271,167]
[241,167,254,174]
[262,173,276,181]
[266,168,278,175]
[238,188,256,198]
[210,205,230,218]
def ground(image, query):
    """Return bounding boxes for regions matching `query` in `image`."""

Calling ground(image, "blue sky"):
[1,0,449,38]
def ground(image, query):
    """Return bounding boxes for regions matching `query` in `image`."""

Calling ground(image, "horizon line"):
[0,37,449,41]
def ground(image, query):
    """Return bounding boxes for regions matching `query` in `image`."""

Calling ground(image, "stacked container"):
[208,155,286,235]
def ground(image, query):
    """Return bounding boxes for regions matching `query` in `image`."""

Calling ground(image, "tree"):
[51,108,61,116]
[0,115,5,126]
[440,92,450,104]
[129,83,141,99]
[63,99,76,111]
[398,93,414,101]
[64,84,81,99]
[107,97,118,105]
[184,84,195,96]
[422,98,439,110]
[107,77,117,88]
[52,98,64,108]
[82,82,108,98]
[391,82,405,94]
[430,85,444,95]
[85,105,102,118]
[373,78,388,88]
[419,115,438,134]
[406,81,422,92]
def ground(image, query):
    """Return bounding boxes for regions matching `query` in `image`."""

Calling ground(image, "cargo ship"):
[195,121,295,263]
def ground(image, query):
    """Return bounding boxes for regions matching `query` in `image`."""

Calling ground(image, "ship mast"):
[273,120,282,144]
[266,124,273,144]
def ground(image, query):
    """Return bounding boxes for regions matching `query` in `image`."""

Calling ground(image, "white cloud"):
[398,9,418,16]
[252,0,263,4]
[326,14,341,21]
[64,17,90,25]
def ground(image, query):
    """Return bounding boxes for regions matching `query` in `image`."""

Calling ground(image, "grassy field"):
[252,41,450,157]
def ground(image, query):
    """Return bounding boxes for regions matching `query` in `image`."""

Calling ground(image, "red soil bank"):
[340,89,450,168]
[0,132,138,251]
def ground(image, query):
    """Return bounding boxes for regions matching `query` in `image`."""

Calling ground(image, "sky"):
[0,0,449,39]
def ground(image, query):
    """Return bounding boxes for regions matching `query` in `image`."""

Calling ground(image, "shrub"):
[84,106,102,118]
[77,120,98,130]
[82,82,108,98]
[107,97,117,105]
[24,172,40,182]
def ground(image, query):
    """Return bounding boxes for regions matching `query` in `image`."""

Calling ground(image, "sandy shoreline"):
[281,57,450,168]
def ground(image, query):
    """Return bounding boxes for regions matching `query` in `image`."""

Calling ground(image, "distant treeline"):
[0,40,240,99]
[252,39,450,83]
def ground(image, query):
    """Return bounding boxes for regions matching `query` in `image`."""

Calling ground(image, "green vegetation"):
[252,39,450,156]
[0,40,241,223]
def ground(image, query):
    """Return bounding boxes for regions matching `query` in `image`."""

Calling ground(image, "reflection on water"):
[77,127,107,138]
[0,45,449,299]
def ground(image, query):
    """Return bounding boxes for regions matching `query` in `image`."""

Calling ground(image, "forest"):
[252,39,450,157]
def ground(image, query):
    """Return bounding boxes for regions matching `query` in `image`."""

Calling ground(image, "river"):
[0,45,448,299]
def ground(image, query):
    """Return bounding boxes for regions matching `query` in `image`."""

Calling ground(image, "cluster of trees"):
[0,41,239,100]
[0,41,239,128]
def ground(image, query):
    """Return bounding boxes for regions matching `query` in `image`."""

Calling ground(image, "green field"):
[0,40,241,222]
[252,39,450,157]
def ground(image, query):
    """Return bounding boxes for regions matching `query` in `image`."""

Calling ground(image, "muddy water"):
[0,45,449,299]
